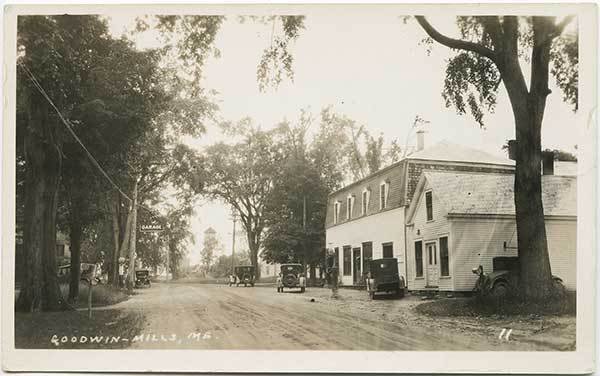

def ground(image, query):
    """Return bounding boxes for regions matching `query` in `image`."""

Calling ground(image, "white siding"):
[326,207,405,286]
[406,181,453,291]
[545,219,577,290]
[450,218,518,291]
[450,217,576,291]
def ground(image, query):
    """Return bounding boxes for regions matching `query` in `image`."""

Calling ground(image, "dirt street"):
[101,282,575,351]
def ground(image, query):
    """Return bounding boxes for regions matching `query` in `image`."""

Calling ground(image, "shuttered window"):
[440,236,449,276]
[415,241,423,277]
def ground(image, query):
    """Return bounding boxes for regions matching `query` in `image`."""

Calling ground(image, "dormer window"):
[380,181,389,210]
[362,188,370,215]
[347,195,355,220]
[333,201,341,224]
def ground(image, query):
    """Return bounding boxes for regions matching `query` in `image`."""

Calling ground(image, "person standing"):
[330,266,339,299]
[118,257,126,288]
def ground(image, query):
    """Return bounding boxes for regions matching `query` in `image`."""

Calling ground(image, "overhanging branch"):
[415,16,498,62]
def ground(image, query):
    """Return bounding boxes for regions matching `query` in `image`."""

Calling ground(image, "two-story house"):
[325,134,515,286]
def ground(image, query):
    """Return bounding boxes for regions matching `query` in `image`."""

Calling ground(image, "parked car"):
[366,258,406,299]
[234,266,255,287]
[135,269,151,288]
[472,256,565,298]
[278,263,306,293]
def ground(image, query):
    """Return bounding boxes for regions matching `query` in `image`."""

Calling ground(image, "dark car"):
[277,264,306,293]
[366,258,406,299]
[234,266,255,287]
[473,256,565,298]
[135,269,151,288]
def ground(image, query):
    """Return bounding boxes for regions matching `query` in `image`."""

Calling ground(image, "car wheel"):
[491,281,509,299]
[552,278,566,298]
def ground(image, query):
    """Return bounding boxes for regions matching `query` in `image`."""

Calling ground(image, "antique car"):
[278,263,306,293]
[472,256,565,298]
[234,266,255,287]
[366,258,406,299]
[134,269,151,288]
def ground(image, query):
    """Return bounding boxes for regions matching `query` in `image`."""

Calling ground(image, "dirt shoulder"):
[15,308,145,349]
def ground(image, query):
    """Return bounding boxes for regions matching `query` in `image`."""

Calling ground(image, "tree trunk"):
[109,196,121,286]
[247,232,261,281]
[16,95,68,312]
[512,17,556,300]
[67,214,82,302]
[127,179,138,289]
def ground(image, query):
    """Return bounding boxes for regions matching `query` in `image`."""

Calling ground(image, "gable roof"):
[407,140,515,167]
[407,171,576,222]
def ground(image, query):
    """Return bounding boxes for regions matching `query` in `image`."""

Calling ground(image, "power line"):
[18,61,164,219]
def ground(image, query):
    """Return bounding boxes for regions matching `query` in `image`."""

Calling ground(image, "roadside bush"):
[59,283,129,308]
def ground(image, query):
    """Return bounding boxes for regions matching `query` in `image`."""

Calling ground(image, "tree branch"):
[415,16,498,62]
[551,15,576,39]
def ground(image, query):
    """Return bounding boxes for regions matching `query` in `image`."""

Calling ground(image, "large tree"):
[201,120,283,280]
[262,118,329,282]
[16,15,120,311]
[415,16,577,299]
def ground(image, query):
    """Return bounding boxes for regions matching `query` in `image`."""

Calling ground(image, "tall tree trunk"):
[67,212,82,302]
[513,17,555,300]
[127,179,138,289]
[16,96,68,312]
[109,195,121,286]
[247,232,261,281]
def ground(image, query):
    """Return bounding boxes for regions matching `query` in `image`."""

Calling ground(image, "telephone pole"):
[231,209,237,274]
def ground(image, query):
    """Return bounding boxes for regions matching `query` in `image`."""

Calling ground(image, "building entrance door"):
[353,247,361,285]
[426,242,439,287]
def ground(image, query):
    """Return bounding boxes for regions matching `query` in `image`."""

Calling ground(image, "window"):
[347,195,354,220]
[343,246,351,276]
[362,242,373,274]
[440,236,449,276]
[425,191,433,221]
[380,182,389,210]
[333,201,340,224]
[382,242,393,258]
[415,241,423,277]
[362,189,370,215]
[56,244,65,257]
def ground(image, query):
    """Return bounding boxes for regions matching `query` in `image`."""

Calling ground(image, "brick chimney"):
[542,150,555,175]
[507,139,517,160]
[416,130,425,151]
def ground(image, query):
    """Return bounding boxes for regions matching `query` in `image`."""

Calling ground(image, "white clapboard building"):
[325,133,516,287]
[405,170,577,292]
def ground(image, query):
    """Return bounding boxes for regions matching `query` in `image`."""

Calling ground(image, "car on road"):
[472,256,565,298]
[135,269,151,288]
[234,265,255,287]
[366,258,406,299]
[278,264,306,293]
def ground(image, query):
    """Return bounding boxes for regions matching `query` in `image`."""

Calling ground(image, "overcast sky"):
[108,13,581,264]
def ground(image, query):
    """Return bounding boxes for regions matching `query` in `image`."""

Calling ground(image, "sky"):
[108,13,581,264]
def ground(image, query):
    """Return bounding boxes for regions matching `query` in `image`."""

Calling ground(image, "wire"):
[18,61,163,218]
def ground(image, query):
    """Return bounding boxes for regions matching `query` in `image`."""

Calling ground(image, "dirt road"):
[107,283,574,351]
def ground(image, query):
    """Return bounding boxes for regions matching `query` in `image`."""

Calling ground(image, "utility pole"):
[231,209,237,275]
